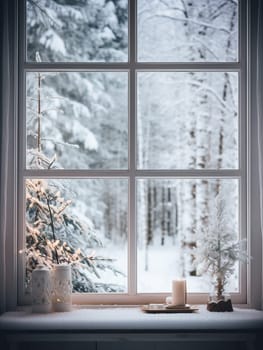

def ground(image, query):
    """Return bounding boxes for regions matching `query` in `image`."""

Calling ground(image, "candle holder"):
[52,264,72,312]
[32,264,52,313]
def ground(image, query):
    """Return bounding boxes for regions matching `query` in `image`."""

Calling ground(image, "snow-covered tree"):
[25,63,126,293]
[136,0,239,286]
[27,0,128,62]
[26,0,129,249]
[195,194,248,300]
[26,177,125,293]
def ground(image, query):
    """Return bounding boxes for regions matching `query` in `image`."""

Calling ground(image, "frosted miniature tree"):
[196,194,248,300]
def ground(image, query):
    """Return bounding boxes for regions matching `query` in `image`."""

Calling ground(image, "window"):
[18,0,248,305]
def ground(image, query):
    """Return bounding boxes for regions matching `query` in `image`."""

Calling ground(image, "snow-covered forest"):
[25,0,240,294]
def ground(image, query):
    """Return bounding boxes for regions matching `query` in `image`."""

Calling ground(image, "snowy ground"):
[86,243,239,294]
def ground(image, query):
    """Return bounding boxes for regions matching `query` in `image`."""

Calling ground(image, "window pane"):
[137,178,239,293]
[137,72,238,169]
[26,0,128,62]
[26,72,128,169]
[25,178,128,293]
[137,0,238,62]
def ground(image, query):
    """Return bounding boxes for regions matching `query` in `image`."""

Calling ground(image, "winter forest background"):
[25,0,240,294]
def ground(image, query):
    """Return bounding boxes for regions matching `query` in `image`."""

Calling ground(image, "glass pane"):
[137,0,238,62]
[26,0,128,62]
[25,178,128,293]
[137,178,239,293]
[137,72,238,169]
[26,72,128,169]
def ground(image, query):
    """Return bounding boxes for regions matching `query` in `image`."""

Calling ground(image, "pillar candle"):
[172,279,186,306]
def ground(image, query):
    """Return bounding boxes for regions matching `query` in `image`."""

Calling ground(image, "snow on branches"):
[195,194,249,299]
[25,177,125,293]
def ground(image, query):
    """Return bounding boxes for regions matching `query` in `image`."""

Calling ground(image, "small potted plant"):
[195,194,249,311]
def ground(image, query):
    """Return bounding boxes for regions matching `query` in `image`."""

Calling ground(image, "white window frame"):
[17,0,249,306]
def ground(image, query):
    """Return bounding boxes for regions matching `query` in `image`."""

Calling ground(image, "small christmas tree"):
[196,194,248,302]
[26,177,125,293]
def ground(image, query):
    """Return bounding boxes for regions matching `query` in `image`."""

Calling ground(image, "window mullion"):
[135,170,241,178]
[23,62,241,71]
[22,170,131,178]
[22,170,241,178]
[128,0,137,296]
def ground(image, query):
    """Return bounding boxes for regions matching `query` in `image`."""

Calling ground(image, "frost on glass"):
[137,72,238,170]
[25,178,128,293]
[26,0,128,62]
[26,71,128,169]
[137,178,239,293]
[138,0,238,62]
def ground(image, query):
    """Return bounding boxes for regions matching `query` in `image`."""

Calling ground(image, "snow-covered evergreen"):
[26,177,126,293]
[25,52,127,293]
[195,194,248,299]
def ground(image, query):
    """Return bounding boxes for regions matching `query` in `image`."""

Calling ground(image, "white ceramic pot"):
[32,264,52,313]
[52,264,72,312]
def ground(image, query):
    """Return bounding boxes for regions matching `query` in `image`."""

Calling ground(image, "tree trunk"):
[216,276,224,300]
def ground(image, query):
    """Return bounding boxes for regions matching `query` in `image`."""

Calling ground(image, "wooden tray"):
[142,304,199,313]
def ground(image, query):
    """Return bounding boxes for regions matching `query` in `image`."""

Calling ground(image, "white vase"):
[32,264,52,313]
[52,264,72,312]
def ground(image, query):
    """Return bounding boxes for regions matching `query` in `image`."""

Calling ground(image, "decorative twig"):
[45,194,59,265]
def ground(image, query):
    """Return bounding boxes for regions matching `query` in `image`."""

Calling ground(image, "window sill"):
[1,305,263,332]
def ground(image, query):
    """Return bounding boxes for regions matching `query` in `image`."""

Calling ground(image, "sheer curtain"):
[0,0,17,314]
[256,0,263,310]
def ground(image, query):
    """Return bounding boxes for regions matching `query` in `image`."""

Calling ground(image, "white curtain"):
[256,0,263,310]
[0,0,17,314]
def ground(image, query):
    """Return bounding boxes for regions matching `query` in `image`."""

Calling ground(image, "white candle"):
[172,279,186,306]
